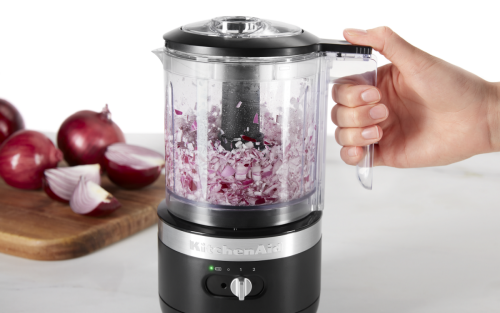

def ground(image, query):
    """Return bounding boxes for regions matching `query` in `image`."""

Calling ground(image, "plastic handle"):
[357,143,374,190]
[323,50,377,190]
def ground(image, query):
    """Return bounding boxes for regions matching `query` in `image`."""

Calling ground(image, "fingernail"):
[362,126,379,139]
[345,28,368,36]
[347,147,358,157]
[361,88,380,103]
[369,104,387,120]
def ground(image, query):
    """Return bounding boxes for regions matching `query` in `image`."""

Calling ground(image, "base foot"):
[159,295,319,313]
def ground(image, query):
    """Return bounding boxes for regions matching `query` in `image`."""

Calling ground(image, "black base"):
[158,239,321,313]
[160,295,320,313]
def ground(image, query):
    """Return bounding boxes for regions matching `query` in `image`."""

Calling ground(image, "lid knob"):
[210,16,262,35]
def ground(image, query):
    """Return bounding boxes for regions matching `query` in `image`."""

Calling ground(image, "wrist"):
[487,82,500,152]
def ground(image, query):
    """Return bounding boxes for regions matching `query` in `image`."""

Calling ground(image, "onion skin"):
[84,196,121,217]
[0,99,25,145]
[0,130,62,189]
[57,105,125,167]
[104,158,162,189]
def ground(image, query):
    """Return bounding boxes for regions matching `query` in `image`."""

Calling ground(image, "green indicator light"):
[209,266,214,271]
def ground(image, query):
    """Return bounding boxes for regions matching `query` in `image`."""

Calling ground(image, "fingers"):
[340,146,364,165]
[343,26,432,74]
[335,125,383,147]
[332,84,381,107]
[331,83,388,127]
[331,103,388,127]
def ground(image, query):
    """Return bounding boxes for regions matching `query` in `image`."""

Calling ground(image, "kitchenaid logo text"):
[190,241,282,255]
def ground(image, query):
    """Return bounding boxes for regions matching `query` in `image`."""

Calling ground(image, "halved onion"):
[43,164,101,202]
[103,143,165,189]
[70,176,121,216]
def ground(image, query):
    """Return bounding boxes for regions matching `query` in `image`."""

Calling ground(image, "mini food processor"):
[154,16,377,313]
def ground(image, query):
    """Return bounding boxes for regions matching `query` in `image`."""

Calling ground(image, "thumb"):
[343,27,433,74]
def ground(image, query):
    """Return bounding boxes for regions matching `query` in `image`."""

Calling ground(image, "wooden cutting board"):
[0,175,165,261]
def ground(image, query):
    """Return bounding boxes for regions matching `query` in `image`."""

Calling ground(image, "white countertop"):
[1,136,500,313]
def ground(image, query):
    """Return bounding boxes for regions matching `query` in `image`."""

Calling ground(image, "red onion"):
[43,164,101,202]
[103,143,165,189]
[220,165,235,177]
[70,176,121,216]
[241,135,256,142]
[57,105,125,167]
[261,171,272,178]
[166,99,316,206]
[241,178,254,185]
[0,130,62,189]
[0,98,25,145]
[251,164,261,181]
[234,163,249,181]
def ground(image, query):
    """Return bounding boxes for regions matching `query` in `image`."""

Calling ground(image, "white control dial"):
[230,277,252,301]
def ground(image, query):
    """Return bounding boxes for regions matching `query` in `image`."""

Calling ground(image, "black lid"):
[163,16,372,57]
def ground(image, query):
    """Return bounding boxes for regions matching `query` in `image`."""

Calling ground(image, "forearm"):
[487,82,500,153]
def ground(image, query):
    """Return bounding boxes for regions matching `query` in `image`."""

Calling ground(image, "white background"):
[0,0,499,137]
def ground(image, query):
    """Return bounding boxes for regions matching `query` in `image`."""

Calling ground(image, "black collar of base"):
[163,28,372,57]
[158,202,322,239]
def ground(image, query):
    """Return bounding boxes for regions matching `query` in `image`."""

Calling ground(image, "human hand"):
[331,27,500,167]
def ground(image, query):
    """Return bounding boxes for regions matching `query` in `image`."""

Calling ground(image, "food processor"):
[154,16,377,313]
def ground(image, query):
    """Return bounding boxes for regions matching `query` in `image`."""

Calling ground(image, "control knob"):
[230,277,252,301]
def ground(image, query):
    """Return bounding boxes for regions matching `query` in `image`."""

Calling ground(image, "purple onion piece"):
[220,165,235,177]
[70,176,121,216]
[261,170,272,178]
[44,164,101,201]
[253,113,259,124]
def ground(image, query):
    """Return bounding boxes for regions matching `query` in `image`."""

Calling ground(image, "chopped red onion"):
[253,113,259,124]
[235,163,249,180]
[244,142,254,149]
[165,98,317,206]
[241,135,256,142]
[220,165,235,177]
[236,101,242,108]
[255,198,265,205]
[241,179,254,185]
[251,165,261,181]
[175,109,183,115]
[261,170,272,178]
